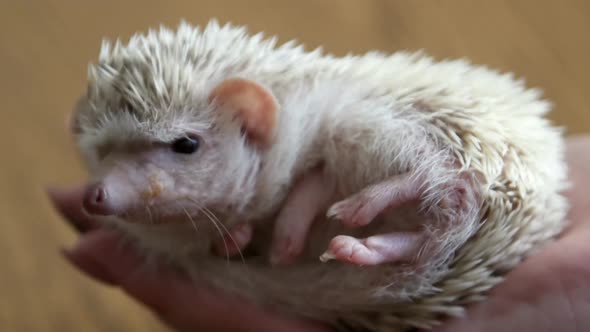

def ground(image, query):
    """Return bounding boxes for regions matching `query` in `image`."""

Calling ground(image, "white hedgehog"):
[70,20,569,331]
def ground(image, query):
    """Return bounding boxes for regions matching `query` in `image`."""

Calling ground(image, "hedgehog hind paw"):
[319,232,424,266]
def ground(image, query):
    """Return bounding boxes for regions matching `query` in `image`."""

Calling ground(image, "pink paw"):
[326,194,373,228]
[319,235,386,266]
[319,232,424,266]
[213,223,253,258]
[325,174,422,228]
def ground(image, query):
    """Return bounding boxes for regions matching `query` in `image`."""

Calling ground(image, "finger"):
[47,185,99,233]
[64,230,331,332]
[61,230,119,285]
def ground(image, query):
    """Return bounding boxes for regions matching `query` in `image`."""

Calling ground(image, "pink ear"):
[208,78,278,148]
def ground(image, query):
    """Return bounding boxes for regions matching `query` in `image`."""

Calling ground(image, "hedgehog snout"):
[82,177,136,217]
[83,182,115,216]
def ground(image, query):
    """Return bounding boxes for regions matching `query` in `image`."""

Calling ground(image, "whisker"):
[200,208,252,287]
[190,201,230,264]
[145,205,154,225]
[176,198,247,265]
[177,203,199,234]
[203,208,231,264]
[203,206,246,265]
[180,199,252,286]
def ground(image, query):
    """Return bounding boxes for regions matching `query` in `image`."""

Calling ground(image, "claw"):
[319,252,337,263]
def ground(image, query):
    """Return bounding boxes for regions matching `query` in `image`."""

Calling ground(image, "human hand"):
[48,135,590,332]
[47,185,331,332]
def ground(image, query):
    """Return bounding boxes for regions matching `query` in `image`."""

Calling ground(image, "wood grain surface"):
[0,1,588,331]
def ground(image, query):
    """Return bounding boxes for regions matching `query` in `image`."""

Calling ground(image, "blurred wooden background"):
[0,0,588,331]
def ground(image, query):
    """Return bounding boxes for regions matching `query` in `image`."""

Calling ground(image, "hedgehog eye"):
[172,136,200,154]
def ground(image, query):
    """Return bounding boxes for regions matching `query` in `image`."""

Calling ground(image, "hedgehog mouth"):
[109,203,208,227]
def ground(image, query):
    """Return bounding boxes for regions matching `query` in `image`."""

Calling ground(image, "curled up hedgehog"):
[68,21,569,331]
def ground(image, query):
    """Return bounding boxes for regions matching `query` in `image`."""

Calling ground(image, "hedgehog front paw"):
[326,195,371,227]
[213,223,253,258]
[326,173,422,228]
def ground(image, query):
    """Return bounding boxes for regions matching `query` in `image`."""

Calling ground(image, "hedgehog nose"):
[83,182,114,216]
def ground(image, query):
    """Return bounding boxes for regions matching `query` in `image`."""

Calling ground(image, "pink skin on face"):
[82,179,139,217]
[82,169,147,218]
[79,148,178,222]
[80,157,255,256]
[75,79,282,257]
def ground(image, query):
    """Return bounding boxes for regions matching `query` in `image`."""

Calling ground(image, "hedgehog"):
[68,20,569,331]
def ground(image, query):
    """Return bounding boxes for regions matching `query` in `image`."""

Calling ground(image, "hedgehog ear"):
[208,78,278,148]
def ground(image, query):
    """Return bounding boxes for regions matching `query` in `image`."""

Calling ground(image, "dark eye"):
[172,136,200,154]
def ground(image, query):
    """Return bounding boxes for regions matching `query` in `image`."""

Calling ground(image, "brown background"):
[0,1,588,331]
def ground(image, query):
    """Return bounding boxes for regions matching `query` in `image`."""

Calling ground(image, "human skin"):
[47,135,590,332]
